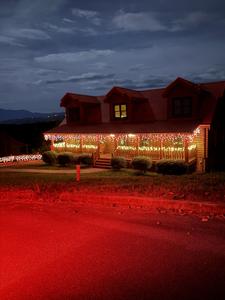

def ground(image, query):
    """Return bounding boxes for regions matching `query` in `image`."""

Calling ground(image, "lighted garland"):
[45,127,200,143]
[0,154,42,164]
[116,144,196,152]
[53,143,97,149]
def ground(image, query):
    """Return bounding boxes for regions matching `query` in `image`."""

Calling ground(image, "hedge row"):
[111,156,195,175]
[42,151,93,166]
[111,156,152,174]
[156,160,188,175]
[42,151,195,174]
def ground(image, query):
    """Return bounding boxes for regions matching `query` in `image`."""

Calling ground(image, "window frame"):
[113,103,128,120]
[171,97,192,118]
[67,107,80,123]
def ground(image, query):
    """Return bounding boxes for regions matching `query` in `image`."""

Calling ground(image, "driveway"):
[1,200,225,300]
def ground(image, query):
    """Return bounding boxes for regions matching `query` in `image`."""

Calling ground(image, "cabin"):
[45,77,225,172]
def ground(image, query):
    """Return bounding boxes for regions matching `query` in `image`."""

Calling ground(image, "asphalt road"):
[1,201,225,300]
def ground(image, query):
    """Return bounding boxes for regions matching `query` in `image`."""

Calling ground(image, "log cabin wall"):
[195,125,210,172]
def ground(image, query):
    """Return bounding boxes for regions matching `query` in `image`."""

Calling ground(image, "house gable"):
[163,77,208,121]
[104,86,154,123]
[60,93,102,125]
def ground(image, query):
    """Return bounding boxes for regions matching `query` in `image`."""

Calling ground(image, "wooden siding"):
[195,125,210,172]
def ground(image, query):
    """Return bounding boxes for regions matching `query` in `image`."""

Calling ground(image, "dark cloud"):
[43,73,115,84]
[0,0,224,112]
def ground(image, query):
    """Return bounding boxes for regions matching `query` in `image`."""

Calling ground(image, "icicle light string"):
[45,128,200,143]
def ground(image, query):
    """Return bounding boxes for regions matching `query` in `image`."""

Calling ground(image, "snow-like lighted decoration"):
[116,145,136,151]
[128,134,136,138]
[188,144,197,151]
[116,145,196,152]
[53,142,66,148]
[53,143,97,149]
[44,127,200,143]
[0,154,42,164]
[82,145,97,149]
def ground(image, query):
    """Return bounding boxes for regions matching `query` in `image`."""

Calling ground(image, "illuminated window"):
[114,104,127,119]
[172,97,192,118]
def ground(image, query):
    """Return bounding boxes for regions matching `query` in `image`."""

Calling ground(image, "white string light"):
[0,154,42,164]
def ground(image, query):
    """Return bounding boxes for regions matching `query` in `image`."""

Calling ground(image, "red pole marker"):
[76,164,80,182]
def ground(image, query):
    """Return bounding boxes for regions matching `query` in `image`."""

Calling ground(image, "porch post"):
[50,139,54,151]
[64,136,67,150]
[97,134,100,158]
[113,135,117,157]
[184,138,189,162]
[137,135,140,156]
[80,134,83,153]
[159,138,163,159]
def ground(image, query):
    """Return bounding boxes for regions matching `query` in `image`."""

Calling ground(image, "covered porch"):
[44,132,198,165]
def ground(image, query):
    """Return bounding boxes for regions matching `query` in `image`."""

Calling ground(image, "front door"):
[99,137,115,158]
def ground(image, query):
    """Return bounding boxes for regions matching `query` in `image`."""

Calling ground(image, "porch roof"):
[46,120,199,135]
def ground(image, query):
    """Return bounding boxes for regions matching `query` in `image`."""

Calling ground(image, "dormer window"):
[114,104,127,119]
[172,97,192,118]
[67,107,80,123]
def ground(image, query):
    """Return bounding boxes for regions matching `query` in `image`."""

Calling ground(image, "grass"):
[3,161,76,170]
[0,168,225,203]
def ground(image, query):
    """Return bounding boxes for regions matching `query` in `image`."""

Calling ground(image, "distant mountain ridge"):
[0,108,64,124]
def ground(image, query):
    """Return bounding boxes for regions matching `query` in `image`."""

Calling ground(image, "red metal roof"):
[162,77,201,96]
[60,93,100,107]
[46,120,199,134]
[105,86,146,101]
[49,78,225,134]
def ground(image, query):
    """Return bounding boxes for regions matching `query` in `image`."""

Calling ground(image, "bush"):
[42,151,57,165]
[111,157,127,170]
[78,154,93,166]
[131,156,152,173]
[187,160,197,173]
[73,155,80,165]
[156,159,188,175]
[57,152,74,166]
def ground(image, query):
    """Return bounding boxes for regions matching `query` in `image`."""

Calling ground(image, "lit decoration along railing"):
[53,143,97,149]
[0,154,42,163]
[116,144,196,152]
[82,145,97,149]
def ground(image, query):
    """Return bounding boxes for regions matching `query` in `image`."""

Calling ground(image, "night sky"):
[0,0,225,112]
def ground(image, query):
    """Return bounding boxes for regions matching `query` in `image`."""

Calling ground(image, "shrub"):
[73,155,80,165]
[187,160,197,173]
[131,156,152,173]
[78,154,93,166]
[156,159,188,175]
[111,157,127,170]
[42,151,57,165]
[57,152,74,166]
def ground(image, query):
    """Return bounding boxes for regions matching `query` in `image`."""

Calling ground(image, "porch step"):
[94,158,112,169]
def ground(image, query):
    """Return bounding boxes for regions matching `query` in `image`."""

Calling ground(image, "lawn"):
[1,161,76,170]
[0,167,225,203]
